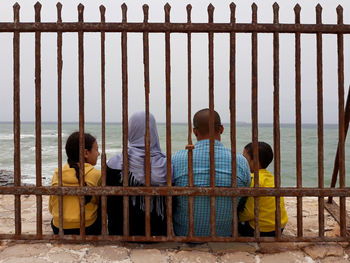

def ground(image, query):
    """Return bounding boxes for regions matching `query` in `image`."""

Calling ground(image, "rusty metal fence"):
[0,2,349,242]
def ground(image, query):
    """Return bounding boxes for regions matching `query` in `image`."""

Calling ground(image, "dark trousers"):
[51,206,101,235]
[238,222,284,237]
[106,167,167,236]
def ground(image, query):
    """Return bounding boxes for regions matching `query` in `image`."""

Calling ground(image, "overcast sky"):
[0,0,349,124]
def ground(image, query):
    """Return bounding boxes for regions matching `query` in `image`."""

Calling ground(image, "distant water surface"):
[0,122,349,187]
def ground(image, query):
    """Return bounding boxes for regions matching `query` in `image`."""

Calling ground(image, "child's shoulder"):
[257,169,275,187]
[84,164,101,185]
[260,169,274,176]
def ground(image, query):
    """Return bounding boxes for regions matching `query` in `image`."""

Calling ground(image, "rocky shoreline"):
[0,170,36,187]
[0,170,14,186]
[0,195,349,262]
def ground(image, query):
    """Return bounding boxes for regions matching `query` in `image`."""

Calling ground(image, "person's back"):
[49,132,102,235]
[106,112,168,236]
[239,142,288,236]
[50,162,101,229]
[172,109,251,236]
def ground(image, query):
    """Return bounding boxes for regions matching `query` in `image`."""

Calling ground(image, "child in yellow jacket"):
[49,132,101,235]
[239,141,288,237]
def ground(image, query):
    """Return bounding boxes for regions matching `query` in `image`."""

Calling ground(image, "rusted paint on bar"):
[164,3,173,238]
[229,2,238,239]
[188,195,194,238]
[336,5,346,237]
[143,4,151,188]
[251,3,260,238]
[316,4,324,238]
[121,3,129,238]
[143,4,151,238]
[186,4,193,181]
[208,4,215,188]
[1,185,350,197]
[56,2,64,238]
[207,3,216,238]
[2,22,350,34]
[272,2,280,190]
[294,4,303,238]
[166,186,173,238]
[34,1,43,238]
[100,4,107,236]
[0,233,348,243]
[273,2,281,240]
[186,4,195,238]
[78,3,86,238]
[13,2,21,236]
[164,3,171,187]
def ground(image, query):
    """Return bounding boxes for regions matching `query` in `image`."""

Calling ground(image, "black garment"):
[51,205,102,235]
[106,166,167,236]
[238,221,284,237]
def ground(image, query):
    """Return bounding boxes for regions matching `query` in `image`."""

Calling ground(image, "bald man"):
[172,108,251,237]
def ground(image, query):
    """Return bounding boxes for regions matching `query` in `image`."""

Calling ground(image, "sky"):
[0,0,349,124]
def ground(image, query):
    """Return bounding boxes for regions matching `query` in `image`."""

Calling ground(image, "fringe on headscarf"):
[119,172,166,220]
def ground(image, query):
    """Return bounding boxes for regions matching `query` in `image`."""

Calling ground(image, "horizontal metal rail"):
[1,22,350,33]
[1,186,350,197]
[0,234,349,243]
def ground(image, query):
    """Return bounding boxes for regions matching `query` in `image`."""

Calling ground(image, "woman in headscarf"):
[106,111,168,236]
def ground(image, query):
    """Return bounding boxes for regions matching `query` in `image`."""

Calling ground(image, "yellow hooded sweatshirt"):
[239,169,288,232]
[49,163,101,229]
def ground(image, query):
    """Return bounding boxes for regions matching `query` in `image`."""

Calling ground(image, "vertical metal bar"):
[56,2,64,238]
[328,87,350,232]
[100,4,107,236]
[207,4,216,238]
[329,85,350,199]
[316,4,324,238]
[329,157,339,197]
[186,4,195,239]
[121,3,129,238]
[251,3,260,239]
[229,2,238,239]
[336,5,346,237]
[273,3,281,240]
[13,3,21,237]
[294,4,303,238]
[56,2,64,237]
[34,2,43,238]
[143,4,151,238]
[78,3,86,238]
[164,3,173,238]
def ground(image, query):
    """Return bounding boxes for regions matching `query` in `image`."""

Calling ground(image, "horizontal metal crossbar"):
[1,234,349,243]
[0,23,350,33]
[1,186,350,197]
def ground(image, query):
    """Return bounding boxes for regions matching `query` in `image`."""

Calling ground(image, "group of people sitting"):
[49,108,288,237]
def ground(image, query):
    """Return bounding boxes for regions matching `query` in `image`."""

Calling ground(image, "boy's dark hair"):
[244,141,273,169]
[193,108,222,135]
[65,131,96,182]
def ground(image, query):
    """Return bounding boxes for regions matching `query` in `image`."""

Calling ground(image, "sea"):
[0,122,349,187]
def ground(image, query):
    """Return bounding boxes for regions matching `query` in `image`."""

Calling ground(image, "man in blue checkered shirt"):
[172,109,251,236]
